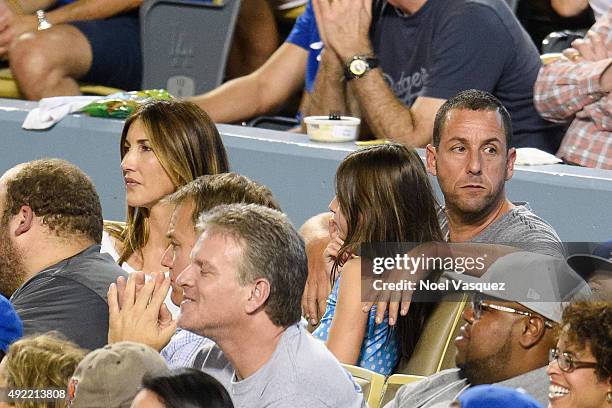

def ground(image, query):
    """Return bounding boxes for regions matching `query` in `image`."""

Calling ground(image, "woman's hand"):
[324,218,351,273]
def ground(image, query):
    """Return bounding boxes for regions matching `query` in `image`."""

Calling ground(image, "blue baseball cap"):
[0,295,23,353]
[457,385,543,408]
[567,240,612,279]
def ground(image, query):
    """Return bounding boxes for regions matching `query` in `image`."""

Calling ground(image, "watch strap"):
[344,55,379,81]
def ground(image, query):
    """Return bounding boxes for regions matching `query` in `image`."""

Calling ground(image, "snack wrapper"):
[80,89,173,119]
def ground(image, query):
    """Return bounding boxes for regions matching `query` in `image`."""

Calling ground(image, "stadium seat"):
[379,373,426,407]
[394,293,468,376]
[140,0,242,97]
[341,363,386,408]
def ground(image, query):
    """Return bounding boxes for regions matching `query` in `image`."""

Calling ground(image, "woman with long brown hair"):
[312,143,442,375]
[102,100,229,314]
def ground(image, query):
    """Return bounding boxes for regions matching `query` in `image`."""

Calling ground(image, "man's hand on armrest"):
[300,212,334,325]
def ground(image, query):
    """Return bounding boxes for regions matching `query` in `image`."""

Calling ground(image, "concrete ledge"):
[1,98,610,241]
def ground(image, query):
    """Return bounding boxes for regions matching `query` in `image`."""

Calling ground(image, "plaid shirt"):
[534,11,612,170]
[161,328,214,369]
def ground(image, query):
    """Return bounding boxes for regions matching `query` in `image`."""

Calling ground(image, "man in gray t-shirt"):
[427,91,562,252]
[438,202,564,257]
[361,91,566,324]
[174,204,365,408]
[380,93,573,407]
[193,323,363,408]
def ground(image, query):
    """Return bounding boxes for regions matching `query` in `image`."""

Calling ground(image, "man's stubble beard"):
[0,218,28,298]
[458,333,513,385]
[445,183,507,227]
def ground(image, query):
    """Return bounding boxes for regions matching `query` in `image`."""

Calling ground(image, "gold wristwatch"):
[343,55,379,81]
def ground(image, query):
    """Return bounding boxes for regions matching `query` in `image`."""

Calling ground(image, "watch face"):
[349,59,368,76]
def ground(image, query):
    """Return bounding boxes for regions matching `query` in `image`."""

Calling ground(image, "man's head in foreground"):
[427,90,516,223]
[177,203,307,338]
[68,341,167,408]
[450,384,543,408]
[160,173,281,306]
[0,159,103,296]
[567,241,612,301]
[449,251,589,385]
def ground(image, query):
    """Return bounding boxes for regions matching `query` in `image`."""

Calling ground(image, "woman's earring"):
[607,390,612,403]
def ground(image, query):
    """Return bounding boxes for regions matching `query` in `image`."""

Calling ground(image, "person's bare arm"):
[299,0,354,127]
[300,48,348,128]
[550,0,589,17]
[0,0,141,57]
[190,42,308,123]
[225,0,279,79]
[5,0,56,14]
[350,71,446,146]
[46,0,142,24]
[308,0,444,144]
[326,259,369,365]
[299,212,333,324]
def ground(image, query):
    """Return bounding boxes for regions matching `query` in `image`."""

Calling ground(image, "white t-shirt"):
[101,230,181,319]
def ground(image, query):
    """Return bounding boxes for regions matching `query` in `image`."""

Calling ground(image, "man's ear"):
[505,147,516,181]
[245,279,271,314]
[518,316,547,348]
[14,206,34,236]
[426,144,438,176]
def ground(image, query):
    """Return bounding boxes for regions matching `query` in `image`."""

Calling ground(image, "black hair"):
[141,368,234,408]
[432,89,512,149]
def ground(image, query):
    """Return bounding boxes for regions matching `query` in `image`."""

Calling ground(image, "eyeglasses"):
[470,297,555,329]
[549,348,598,373]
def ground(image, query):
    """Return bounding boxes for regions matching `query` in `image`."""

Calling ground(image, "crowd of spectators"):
[0,91,610,408]
[0,1,611,407]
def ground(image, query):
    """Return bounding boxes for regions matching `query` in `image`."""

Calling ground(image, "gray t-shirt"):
[196,324,366,408]
[386,366,549,407]
[10,244,128,350]
[439,203,564,257]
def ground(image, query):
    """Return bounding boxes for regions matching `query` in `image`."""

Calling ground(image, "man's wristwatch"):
[343,55,379,81]
[36,10,52,31]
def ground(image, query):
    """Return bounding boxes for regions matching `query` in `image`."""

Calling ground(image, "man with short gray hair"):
[109,201,365,407]
[176,203,365,407]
